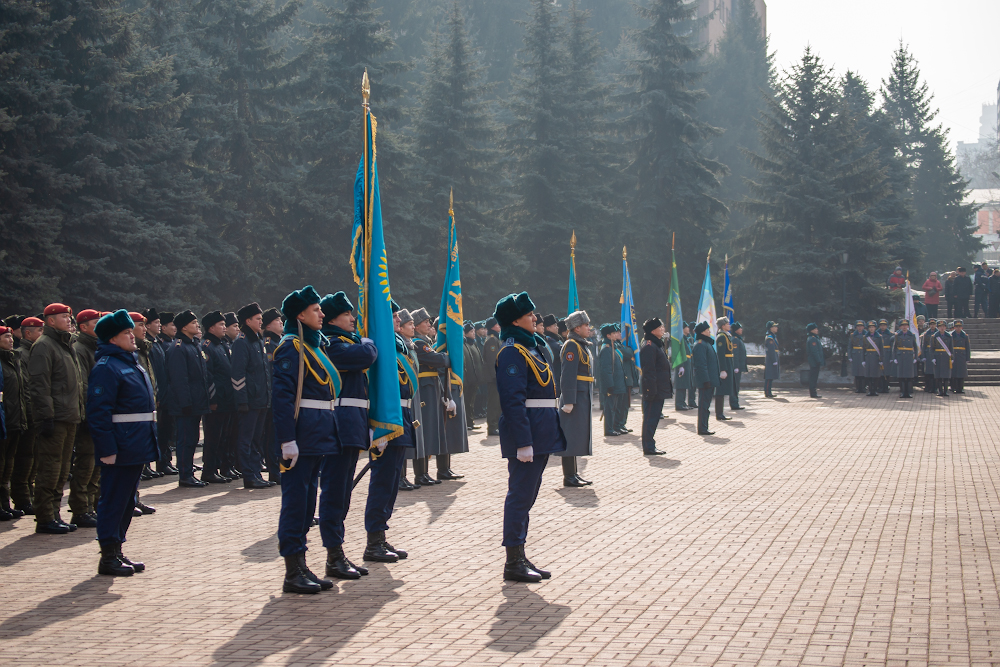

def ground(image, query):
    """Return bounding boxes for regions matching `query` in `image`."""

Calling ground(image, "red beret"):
[43,303,72,316]
[0,326,10,336]
[76,309,102,325]
[21,317,43,327]
[128,312,146,324]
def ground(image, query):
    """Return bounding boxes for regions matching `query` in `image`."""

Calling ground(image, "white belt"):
[400,399,412,408]
[299,399,336,411]
[525,399,558,408]
[111,411,156,423]
[334,397,369,409]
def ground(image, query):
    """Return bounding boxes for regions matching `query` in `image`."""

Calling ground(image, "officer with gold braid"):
[272,286,343,594]
[556,310,593,487]
[494,292,567,583]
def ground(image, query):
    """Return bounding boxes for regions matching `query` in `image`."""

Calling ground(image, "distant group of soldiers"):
[848,317,971,398]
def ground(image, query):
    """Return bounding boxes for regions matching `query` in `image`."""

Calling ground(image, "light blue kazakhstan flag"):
[435,189,464,391]
[620,246,641,370]
[568,230,580,315]
[723,254,734,324]
[350,70,403,448]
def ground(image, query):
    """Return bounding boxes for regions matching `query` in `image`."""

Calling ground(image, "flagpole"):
[360,69,371,337]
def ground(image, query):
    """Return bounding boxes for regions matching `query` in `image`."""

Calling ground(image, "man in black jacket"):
[166,310,210,488]
[638,318,670,456]
[956,266,975,318]
[201,311,238,485]
[231,303,274,489]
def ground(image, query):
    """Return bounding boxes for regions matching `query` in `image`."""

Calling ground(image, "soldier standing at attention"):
[482,318,502,436]
[557,310,594,484]
[462,322,483,429]
[763,321,780,398]
[231,302,274,489]
[493,292,566,583]
[849,320,865,393]
[542,314,563,395]
[153,312,178,475]
[639,317,670,456]
[9,316,42,515]
[674,323,695,411]
[261,307,284,483]
[949,319,970,394]
[69,309,102,528]
[921,318,938,393]
[714,317,734,420]
[598,324,627,436]
[806,324,825,399]
[87,310,159,576]
[862,321,882,397]
[410,308,447,485]
[0,325,27,520]
[877,319,893,393]
[891,319,918,398]
[930,319,953,397]
[691,323,719,436]
[200,311,237,485]
[396,309,425,491]
[166,310,210,488]
[730,322,747,411]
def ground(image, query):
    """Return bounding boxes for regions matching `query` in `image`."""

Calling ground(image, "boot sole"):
[282,582,321,594]
[503,572,542,583]
[98,567,134,576]
[363,554,399,563]
[325,568,361,580]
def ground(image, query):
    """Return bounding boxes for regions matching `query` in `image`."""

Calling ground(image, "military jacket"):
[28,325,83,424]
[496,339,566,459]
[716,331,736,393]
[861,332,882,378]
[86,342,158,466]
[165,333,210,416]
[598,341,626,395]
[0,348,27,432]
[764,333,780,380]
[930,330,953,379]
[271,333,340,456]
[692,337,720,388]
[544,333,563,395]
[849,330,866,376]
[674,335,695,390]
[640,336,672,401]
[202,333,235,412]
[807,333,825,367]
[950,330,970,379]
[144,334,166,403]
[231,329,272,411]
[72,333,98,420]
[323,331,377,450]
[891,330,918,378]
[876,328,893,377]
[732,334,748,374]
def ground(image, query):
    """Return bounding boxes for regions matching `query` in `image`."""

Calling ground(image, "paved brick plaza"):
[1,387,999,666]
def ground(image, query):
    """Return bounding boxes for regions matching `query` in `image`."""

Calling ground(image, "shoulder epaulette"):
[97,356,109,365]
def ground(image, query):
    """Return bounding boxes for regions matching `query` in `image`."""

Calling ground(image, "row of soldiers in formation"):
[848,317,972,398]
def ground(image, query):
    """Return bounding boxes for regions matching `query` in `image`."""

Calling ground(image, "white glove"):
[281,441,299,469]
[862,362,865,367]
[893,359,898,364]
[678,367,685,377]
[361,337,374,345]
[376,441,387,453]
[720,371,728,379]
[772,362,778,366]
[561,404,574,414]
[516,446,534,462]
[932,359,936,365]
[734,368,739,374]
[447,399,457,414]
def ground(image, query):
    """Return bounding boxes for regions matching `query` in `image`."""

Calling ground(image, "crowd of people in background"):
[890,262,1000,319]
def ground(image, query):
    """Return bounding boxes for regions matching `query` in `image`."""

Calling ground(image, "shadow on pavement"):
[242,532,279,563]
[211,566,403,665]
[555,487,598,507]
[395,480,464,524]
[487,585,571,652]
[0,530,91,568]
[648,457,681,470]
[192,487,279,514]
[0,576,118,638]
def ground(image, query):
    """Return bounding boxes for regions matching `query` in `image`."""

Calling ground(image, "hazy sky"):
[766,0,999,150]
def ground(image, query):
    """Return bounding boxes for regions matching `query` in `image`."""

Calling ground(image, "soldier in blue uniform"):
[165,310,210,488]
[86,310,159,576]
[260,308,284,482]
[949,320,970,394]
[673,323,695,411]
[272,285,343,594]
[231,302,275,490]
[930,319,952,397]
[806,323,825,398]
[691,323,719,436]
[890,319,918,398]
[730,322,747,410]
[494,292,566,583]
[714,317,734,420]
[201,311,238,485]
[318,292,379,575]
[763,321,780,398]
[848,320,865,393]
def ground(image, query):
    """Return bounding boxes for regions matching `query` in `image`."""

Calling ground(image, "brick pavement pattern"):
[1,387,999,666]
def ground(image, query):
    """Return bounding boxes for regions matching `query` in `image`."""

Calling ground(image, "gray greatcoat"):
[716,331,736,394]
[557,334,593,457]
[862,332,882,378]
[401,338,425,460]
[890,330,918,378]
[930,330,953,379]
[764,333,780,380]
[674,335,694,390]
[950,330,970,378]
[849,330,865,376]
[414,336,448,456]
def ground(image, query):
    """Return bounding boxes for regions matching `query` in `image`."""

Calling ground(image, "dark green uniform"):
[69,331,100,521]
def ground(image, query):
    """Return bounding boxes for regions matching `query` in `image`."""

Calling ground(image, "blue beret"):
[281,285,322,321]
[320,291,354,322]
[95,309,135,343]
[493,292,535,327]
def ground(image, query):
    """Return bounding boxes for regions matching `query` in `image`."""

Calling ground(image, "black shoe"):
[563,476,589,487]
[503,545,542,583]
[644,449,666,455]
[675,406,690,411]
[346,558,368,576]
[697,430,715,436]
[133,507,143,517]
[116,546,145,573]
[282,555,321,594]
[623,428,634,433]
[437,469,464,480]
[311,517,319,526]
[71,513,98,528]
[363,530,399,562]
[523,554,551,580]
[398,476,415,491]
[140,468,153,481]
[160,464,179,475]
[56,516,77,532]
[688,404,698,410]
[36,520,71,534]
[14,503,34,515]
[605,431,620,437]
[715,415,732,421]
[98,544,134,576]
[243,477,271,489]
[325,545,361,580]
[0,508,14,521]
[297,553,333,590]
[179,477,208,488]
[203,472,231,484]
[417,473,440,486]
[732,406,746,410]
[573,474,593,486]
[136,502,156,515]
[223,468,241,479]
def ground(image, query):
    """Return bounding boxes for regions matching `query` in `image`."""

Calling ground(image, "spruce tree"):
[732,49,891,356]
[622,0,727,317]
[881,44,980,272]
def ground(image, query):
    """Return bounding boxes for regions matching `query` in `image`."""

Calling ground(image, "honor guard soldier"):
[482,318,502,435]
[165,310,210,488]
[273,286,344,594]
[28,303,83,534]
[806,323,825,398]
[542,314,563,394]
[493,292,567,583]
[763,321,780,398]
[69,309,102,527]
[891,319,918,398]
[410,308,447,485]
[849,320,866,393]
[201,311,238,485]
[921,318,937,393]
[950,319,970,393]
[87,311,159,576]
[153,311,178,475]
[876,319,893,392]
[395,309,425,490]
[463,322,483,429]
[674,323,695,411]
[862,321,883,396]
[557,310,594,484]
[930,320,953,397]
[318,292,378,575]
[730,322,747,410]
[692,322,719,436]
[639,317,671,455]
[617,334,638,433]
[130,312,163,488]
[714,317,734,420]
[261,307,284,482]
[598,324,627,436]
[231,302,275,489]
[10,316,42,515]
[142,309,172,475]
[0,325,28,520]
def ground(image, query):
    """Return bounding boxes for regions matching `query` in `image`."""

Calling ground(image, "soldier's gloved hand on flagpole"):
[678,367,684,377]
[361,337,374,346]
[773,362,778,366]
[447,399,457,414]
[516,446,534,463]
[932,359,936,365]
[281,441,299,469]
[861,362,865,367]
[561,404,573,414]
[720,371,728,380]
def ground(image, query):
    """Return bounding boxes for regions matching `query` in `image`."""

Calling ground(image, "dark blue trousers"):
[236,408,266,481]
[697,387,714,433]
[641,399,663,452]
[320,448,359,545]
[675,387,689,410]
[502,454,548,547]
[174,415,201,478]
[364,445,405,532]
[202,411,232,474]
[278,454,327,556]
[157,413,175,467]
[96,464,143,545]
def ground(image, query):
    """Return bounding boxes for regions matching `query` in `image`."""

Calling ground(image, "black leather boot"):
[296,553,332,590]
[282,554,322,594]
[503,545,542,583]
[715,396,731,420]
[3,489,26,517]
[116,546,145,572]
[398,475,415,491]
[436,454,464,480]
[383,536,407,559]
[363,530,399,562]
[71,512,98,528]
[325,545,361,580]
[346,557,369,576]
[98,543,134,576]
[523,552,551,579]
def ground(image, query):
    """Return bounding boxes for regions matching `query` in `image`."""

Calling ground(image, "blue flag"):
[435,190,464,391]
[621,247,641,370]
[568,231,580,315]
[723,255,734,323]
[350,73,403,448]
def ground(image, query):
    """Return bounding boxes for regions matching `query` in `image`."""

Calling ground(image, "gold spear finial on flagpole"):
[623,245,627,260]
[672,232,675,250]
[707,247,712,262]
[570,230,576,256]
[361,68,370,108]
[449,187,454,216]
